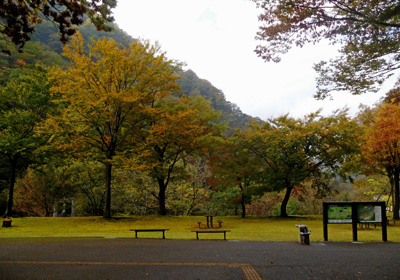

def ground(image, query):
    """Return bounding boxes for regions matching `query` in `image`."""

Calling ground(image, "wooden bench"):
[191,230,231,240]
[130,229,169,239]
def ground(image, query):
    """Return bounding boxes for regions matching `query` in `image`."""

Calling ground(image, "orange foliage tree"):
[361,103,400,219]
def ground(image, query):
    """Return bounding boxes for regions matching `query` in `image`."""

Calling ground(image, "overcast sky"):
[113,0,393,120]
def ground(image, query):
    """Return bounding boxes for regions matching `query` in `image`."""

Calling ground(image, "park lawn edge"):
[1,215,399,242]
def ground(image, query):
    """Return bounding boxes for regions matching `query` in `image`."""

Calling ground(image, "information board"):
[323,201,387,242]
[327,206,352,223]
[357,205,382,223]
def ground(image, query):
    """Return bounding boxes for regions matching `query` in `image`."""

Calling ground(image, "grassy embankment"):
[1,215,399,242]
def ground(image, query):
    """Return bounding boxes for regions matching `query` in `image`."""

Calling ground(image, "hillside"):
[178,70,259,131]
[0,19,258,131]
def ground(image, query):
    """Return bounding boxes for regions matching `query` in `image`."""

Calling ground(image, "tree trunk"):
[157,177,167,215]
[103,161,112,219]
[393,170,400,220]
[389,174,395,213]
[3,156,17,218]
[280,185,294,218]
[241,193,246,218]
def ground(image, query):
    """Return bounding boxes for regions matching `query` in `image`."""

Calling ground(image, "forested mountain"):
[178,70,260,131]
[0,19,258,131]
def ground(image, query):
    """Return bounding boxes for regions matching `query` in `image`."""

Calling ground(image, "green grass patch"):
[1,215,399,242]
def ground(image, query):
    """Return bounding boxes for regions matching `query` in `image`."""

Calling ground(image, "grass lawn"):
[1,215,399,242]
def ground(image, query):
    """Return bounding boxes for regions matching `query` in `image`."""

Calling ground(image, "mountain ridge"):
[0,19,260,130]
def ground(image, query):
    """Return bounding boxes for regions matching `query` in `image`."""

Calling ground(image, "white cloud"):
[113,0,390,120]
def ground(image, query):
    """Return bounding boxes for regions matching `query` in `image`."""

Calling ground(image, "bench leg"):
[196,232,199,240]
[135,231,138,238]
[162,231,165,239]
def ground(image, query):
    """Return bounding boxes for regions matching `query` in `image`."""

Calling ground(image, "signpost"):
[323,201,387,242]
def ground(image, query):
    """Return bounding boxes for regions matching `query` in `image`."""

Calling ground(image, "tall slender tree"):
[0,66,52,217]
[360,103,400,219]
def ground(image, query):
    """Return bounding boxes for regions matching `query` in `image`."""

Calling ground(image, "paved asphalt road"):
[1,237,400,280]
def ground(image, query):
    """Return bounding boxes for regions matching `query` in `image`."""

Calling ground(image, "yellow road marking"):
[0,261,242,266]
[0,260,262,279]
[242,264,262,280]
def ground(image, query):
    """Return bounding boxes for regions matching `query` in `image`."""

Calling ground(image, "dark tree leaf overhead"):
[252,0,400,99]
[0,0,117,54]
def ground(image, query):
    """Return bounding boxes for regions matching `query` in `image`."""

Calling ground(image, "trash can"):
[295,224,311,245]
[2,219,12,227]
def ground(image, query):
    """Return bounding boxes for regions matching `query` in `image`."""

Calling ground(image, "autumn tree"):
[67,160,105,216]
[239,110,360,217]
[42,33,180,219]
[251,0,400,99]
[382,87,400,105]
[0,0,117,54]
[165,156,212,215]
[0,66,53,218]
[209,137,264,218]
[14,164,74,217]
[129,95,222,215]
[360,103,400,219]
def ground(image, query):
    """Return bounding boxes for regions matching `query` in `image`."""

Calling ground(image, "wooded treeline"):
[1,17,399,219]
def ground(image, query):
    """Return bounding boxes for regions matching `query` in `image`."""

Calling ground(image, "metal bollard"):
[295,224,311,245]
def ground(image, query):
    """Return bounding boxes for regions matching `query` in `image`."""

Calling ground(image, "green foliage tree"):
[0,159,7,214]
[77,20,134,51]
[159,156,212,215]
[67,160,105,216]
[209,137,265,218]
[239,110,360,217]
[252,0,400,99]
[128,95,222,215]
[0,41,66,73]
[41,33,180,219]
[0,66,52,217]
[0,0,117,53]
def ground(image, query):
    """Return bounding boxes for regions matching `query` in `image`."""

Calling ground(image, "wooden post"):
[323,202,328,241]
[381,202,388,242]
[352,203,358,242]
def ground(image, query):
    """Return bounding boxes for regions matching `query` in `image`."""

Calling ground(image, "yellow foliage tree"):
[42,32,180,218]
